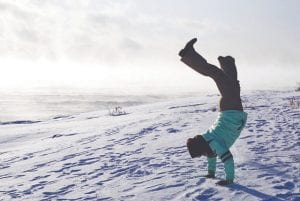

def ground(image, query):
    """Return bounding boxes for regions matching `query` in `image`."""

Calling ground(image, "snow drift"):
[0,90,299,200]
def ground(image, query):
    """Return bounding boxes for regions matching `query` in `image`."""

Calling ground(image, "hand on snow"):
[204,174,215,179]
[204,171,215,179]
[216,180,233,186]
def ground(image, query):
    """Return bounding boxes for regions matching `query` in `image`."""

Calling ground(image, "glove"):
[216,180,233,186]
[204,170,215,178]
[204,174,215,179]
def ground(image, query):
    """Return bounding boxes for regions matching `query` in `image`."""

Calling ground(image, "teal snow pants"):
[202,110,247,182]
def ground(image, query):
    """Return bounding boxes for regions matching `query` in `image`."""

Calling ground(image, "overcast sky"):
[0,0,299,94]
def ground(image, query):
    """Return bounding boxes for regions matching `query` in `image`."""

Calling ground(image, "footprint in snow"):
[167,128,181,133]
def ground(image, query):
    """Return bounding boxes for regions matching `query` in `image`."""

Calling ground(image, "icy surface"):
[0,90,299,200]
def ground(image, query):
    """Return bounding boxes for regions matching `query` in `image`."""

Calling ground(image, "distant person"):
[179,38,248,186]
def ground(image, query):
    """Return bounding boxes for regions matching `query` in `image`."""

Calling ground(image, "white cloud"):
[0,0,299,91]
[0,0,216,65]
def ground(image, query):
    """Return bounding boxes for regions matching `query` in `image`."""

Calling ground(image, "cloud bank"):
[0,0,299,91]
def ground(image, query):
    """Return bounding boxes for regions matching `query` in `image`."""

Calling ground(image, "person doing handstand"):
[179,38,248,186]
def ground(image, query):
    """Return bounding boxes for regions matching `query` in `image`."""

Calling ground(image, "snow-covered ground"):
[0,90,299,201]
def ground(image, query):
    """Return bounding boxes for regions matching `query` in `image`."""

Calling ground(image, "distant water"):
[0,89,198,123]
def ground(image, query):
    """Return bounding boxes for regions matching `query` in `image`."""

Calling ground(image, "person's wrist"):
[226,179,233,184]
[208,170,215,176]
